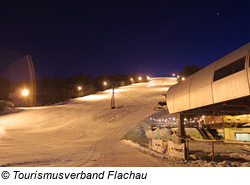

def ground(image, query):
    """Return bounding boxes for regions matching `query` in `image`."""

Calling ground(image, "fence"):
[149,134,250,163]
[185,137,250,163]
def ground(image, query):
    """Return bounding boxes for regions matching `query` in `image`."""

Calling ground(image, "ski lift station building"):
[166,42,250,116]
[150,77,177,84]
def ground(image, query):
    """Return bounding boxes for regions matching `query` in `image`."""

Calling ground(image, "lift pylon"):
[111,87,115,109]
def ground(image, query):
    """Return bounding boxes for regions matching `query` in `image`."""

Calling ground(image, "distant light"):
[103,82,107,85]
[22,89,29,97]
[130,78,133,81]
[177,75,179,78]
[78,86,82,90]
[146,76,150,80]
[172,73,175,76]
[182,77,185,81]
[138,77,142,81]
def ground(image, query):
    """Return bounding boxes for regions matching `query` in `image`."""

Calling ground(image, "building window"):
[235,133,250,141]
[213,57,246,82]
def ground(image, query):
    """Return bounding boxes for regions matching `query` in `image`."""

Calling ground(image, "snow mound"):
[145,128,173,140]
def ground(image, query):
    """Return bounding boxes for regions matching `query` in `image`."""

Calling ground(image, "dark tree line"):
[35,74,96,105]
[177,64,204,81]
[0,74,148,106]
[0,78,14,100]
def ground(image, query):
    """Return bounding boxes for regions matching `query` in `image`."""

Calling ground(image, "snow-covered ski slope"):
[0,82,172,167]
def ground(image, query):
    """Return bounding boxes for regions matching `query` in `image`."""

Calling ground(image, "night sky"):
[0,0,250,81]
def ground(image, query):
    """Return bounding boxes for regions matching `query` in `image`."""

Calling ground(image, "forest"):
[0,74,148,107]
[0,63,205,107]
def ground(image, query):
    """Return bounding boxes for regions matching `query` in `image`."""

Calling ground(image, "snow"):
[122,139,250,167]
[0,82,170,167]
[0,81,249,167]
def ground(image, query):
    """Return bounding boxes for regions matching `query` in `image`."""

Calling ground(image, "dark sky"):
[0,0,250,80]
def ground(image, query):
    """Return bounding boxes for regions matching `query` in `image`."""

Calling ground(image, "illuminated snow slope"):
[0,82,171,167]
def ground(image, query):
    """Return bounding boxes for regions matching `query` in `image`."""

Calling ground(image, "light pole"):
[77,86,82,97]
[22,89,29,106]
[104,81,116,109]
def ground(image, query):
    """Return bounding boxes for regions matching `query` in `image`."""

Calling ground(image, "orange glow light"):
[22,89,29,96]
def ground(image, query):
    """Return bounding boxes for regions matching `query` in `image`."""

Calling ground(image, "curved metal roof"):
[167,42,250,114]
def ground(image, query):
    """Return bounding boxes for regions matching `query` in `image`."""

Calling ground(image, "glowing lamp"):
[22,89,29,97]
